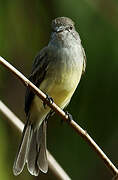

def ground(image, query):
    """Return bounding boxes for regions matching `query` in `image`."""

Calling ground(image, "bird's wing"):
[25,47,50,116]
[82,46,86,74]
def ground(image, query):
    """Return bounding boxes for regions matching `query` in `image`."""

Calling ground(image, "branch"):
[0,56,118,179]
[0,100,71,180]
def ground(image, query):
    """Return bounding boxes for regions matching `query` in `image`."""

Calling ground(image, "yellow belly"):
[30,56,83,127]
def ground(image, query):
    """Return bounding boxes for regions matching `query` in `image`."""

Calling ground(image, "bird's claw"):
[61,111,73,124]
[65,111,73,124]
[43,94,53,109]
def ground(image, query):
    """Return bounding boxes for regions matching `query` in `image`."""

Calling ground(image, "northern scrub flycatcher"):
[13,17,86,176]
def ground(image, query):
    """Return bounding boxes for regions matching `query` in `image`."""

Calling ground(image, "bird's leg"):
[61,111,73,124]
[45,110,54,122]
[43,94,53,109]
[65,111,73,124]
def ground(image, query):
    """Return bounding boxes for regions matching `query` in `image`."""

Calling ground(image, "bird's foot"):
[65,111,73,124]
[61,111,73,124]
[43,94,53,109]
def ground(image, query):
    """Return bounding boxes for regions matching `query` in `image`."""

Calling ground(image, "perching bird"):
[13,17,86,176]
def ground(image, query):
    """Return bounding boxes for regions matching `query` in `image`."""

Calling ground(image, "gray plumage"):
[13,17,86,176]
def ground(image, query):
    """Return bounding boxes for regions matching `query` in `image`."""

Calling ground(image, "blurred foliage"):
[0,0,118,179]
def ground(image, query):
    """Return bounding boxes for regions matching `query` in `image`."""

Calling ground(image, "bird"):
[13,16,86,176]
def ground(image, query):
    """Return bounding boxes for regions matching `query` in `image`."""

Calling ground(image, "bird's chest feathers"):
[39,46,83,106]
[49,47,83,90]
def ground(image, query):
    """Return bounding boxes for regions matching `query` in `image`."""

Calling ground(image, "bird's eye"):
[69,26,73,30]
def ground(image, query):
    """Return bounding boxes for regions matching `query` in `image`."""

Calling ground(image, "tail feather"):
[13,122,31,176]
[26,128,39,176]
[27,120,48,175]
[37,120,48,173]
[13,120,48,176]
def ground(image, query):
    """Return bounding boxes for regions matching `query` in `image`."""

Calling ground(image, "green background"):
[0,0,118,179]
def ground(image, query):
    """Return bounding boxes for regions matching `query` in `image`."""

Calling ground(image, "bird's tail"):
[13,120,48,176]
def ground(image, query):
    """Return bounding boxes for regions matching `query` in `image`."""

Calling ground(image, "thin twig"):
[0,56,118,178]
[0,100,71,180]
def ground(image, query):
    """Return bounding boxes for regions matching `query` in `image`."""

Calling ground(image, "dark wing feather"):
[25,47,50,116]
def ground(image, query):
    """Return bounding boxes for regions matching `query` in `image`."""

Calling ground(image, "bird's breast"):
[39,46,83,107]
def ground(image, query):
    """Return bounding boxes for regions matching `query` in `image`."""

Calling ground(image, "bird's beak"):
[55,26,64,33]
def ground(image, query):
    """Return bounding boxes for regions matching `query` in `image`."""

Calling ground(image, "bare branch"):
[0,100,24,131]
[0,56,118,179]
[0,100,71,180]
